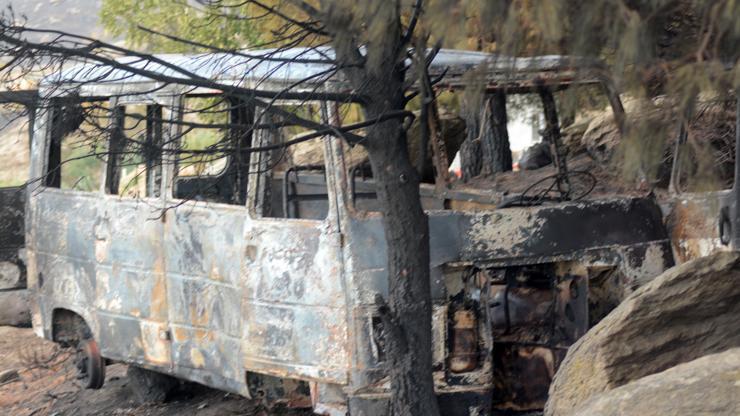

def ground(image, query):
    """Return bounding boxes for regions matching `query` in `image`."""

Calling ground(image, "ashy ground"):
[0,326,311,416]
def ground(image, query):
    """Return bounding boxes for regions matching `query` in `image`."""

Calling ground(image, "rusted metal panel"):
[29,183,350,391]
[90,196,170,372]
[666,193,731,263]
[346,197,670,274]
[242,219,349,384]
[338,193,673,413]
[455,198,669,265]
[33,190,98,317]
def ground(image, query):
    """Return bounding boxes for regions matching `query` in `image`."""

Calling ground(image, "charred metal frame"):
[0,90,38,294]
[665,92,740,263]
[21,49,677,415]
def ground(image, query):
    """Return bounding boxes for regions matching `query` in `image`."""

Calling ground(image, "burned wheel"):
[74,338,105,389]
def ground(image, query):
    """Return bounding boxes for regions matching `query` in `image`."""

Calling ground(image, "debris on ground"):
[0,326,311,416]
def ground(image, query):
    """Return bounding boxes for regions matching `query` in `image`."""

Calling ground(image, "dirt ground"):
[0,326,312,416]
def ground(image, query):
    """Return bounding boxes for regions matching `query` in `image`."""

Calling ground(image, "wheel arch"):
[51,307,94,346]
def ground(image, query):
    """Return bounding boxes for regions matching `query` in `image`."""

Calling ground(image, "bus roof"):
[40,47,611,98]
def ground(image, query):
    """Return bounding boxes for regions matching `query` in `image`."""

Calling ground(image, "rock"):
[571,348,740,416]
[545,251,740,416]
[0,368,19,384]
[0,261,22,290]
[519,142,552,170]
[0,289,30,327]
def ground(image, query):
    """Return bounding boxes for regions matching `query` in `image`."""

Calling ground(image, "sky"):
[0,0,109,42]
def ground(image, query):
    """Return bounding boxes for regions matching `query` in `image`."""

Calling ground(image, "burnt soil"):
[0,326,312,416]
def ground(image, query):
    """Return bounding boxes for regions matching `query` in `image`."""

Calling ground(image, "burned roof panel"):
[40,47,607,97]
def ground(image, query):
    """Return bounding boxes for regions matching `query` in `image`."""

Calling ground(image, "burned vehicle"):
[665,93,740,263]
[20,47,723,415]
[0,181,27,326]
[0,90,37,326]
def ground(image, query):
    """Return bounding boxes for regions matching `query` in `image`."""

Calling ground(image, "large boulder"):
[571,348,740,416]
[545,251,740,416]
[0,289,30,327]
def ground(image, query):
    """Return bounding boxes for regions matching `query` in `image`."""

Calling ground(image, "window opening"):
[0,102,32,187]
[45,99,107,192]
[172,95,253,205]
[256,103,329,220]
[677,96,737,193]
[105,104,163,198]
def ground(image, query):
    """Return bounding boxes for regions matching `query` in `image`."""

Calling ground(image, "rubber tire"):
[127,365,179,404]
[77,339,106,389]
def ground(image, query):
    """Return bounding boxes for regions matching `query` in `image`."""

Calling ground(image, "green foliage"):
[96,0,739,188]
[421,0,739,186]
[100,0,259,52]
[177,96,230,175]
[428,0,740,94]
[60,142,104,191]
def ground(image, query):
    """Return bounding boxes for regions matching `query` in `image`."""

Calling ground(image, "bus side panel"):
[92,197,170,367]
[31,190,100,337]
[241,219,349,384]
[163,203,247,394]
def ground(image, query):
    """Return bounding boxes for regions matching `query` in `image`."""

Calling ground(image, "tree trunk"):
[364,97,440,416]
[483,91,512,174]
[460,100,482,181]
[460,92,512,180]
[538,87,567,176]
[328,4,439,413]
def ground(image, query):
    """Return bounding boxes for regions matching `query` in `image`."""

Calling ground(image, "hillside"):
[0,1,113,186]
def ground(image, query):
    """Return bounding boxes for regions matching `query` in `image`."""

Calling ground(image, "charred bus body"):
[15,48,735,414]
[0,185,25,288]
[0,90,37,326]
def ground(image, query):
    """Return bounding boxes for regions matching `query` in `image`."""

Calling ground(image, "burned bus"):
[0,90,37,326]
[16,47,736,415]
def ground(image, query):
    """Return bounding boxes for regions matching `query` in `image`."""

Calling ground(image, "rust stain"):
[667,199,722,263]
[94,238,109,263]
[190,348,206,368]
[150,275,167,321]
[173,326,189,343]
[193,328,214,342]
[668,200,710,241]
[140,320,171,365]
[209,261,224,282]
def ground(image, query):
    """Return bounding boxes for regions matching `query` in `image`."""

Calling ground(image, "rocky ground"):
[0,326,311,416]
